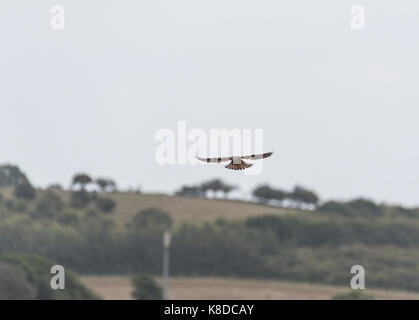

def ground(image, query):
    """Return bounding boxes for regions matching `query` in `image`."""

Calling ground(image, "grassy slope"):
[81,275,419,300]
[1,187,298,226]
[51,190,300,226]
[107,192,300,226]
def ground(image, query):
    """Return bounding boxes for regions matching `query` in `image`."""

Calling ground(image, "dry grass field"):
[43,190,297,226]
[106,192,298,226]
[1,187,296,226]
[81,276,419,300]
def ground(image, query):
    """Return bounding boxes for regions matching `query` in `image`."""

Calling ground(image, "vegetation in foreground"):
[1,163,419,295]
[332,290,374,300]
[131,273,162,300]
[0,252,99,300]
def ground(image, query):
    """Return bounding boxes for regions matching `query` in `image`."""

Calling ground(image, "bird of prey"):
[197,152,273,170]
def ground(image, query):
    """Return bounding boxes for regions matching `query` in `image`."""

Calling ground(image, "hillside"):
[2,185,419,293]
[36,189,299,226]
[106,192,300,226]
[1,187,298,226]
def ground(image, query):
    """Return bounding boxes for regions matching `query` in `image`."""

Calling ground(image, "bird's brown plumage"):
[225,159,253,170]
[197,152,273,170]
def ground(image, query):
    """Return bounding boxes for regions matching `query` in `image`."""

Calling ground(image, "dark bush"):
[171,222,277,276]
[57,210,80,226]
[246,215,300,244]
[132,207,172,231]
[0,262,36,300]
[0,164,29,187]
[318,201,354,216]
[5,198,27,212]
[33,191,64,218]
[70,190,91,209]
[0,253,100,300]
[14,183,36,200]
[347,198,383,217]
[175,186,203,197]
[95,196,116,213]
[131,273,161,300]
[332,291,374,300]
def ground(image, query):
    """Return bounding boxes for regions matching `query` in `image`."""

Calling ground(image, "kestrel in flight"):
[197,152,273,170]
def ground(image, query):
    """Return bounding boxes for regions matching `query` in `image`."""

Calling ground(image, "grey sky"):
[1,1,418,206]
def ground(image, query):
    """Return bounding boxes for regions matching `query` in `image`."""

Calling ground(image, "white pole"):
[162,230,171,300]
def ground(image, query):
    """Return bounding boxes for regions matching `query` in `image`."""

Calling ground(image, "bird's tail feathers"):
[225,160,253,170]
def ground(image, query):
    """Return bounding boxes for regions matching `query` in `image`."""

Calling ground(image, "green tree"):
[95,196,116,213]
[175,185,204,197]
[252,185,286,204]
[14,182,36,200]
[95,178,117,193]
[318,198,382,217]
[34,191,64,218]
[0,164,29,187]
[289,185,319,208]
[347,198,382,217]
[200,179,237,198]
[70,190,91,209]
[71,174,92,190]
[131,273,161,300]
[132,207,172,231]
[252,185,272,204]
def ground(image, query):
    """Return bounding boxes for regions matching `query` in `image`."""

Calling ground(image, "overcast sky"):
[1,1,418,206]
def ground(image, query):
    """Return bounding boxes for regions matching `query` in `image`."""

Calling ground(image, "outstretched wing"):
[240,151,273,160]
[196,156,232,163]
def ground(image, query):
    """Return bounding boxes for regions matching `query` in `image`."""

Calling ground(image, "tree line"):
[175,178,320,208]
[0,165,117,196]
[2,164,320,209]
